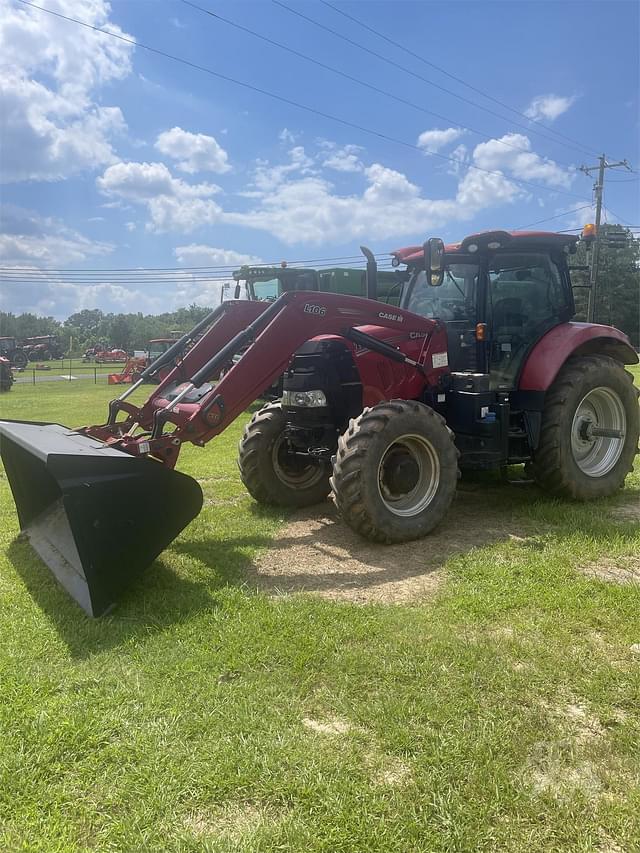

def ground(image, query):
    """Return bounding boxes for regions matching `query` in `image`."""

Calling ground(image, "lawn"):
[0,374,639,853]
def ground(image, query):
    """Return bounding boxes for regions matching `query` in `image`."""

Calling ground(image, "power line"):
[0,254,389,274]
[320,0,605,161]
[182,0,573,166]
[14,1,593,203]
[513,204,593,230]
[273,0,596,160]
[602,206,639,227]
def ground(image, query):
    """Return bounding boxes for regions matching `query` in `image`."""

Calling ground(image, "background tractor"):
[233,262,402,304]
[0,355,13,392]
[0,229,637,616]
[0,336,28,369]
[22,335,65,362]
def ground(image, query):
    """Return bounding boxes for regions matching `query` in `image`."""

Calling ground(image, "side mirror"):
[423,237,445,287]
[234,283,241,299]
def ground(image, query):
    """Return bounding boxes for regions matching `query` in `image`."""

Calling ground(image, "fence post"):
[32,369,36,386]
[94,368,97,384]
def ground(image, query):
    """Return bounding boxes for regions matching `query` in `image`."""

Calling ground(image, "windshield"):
[252,278,280,301]
[406,264,479,320]
[148,341,173,358]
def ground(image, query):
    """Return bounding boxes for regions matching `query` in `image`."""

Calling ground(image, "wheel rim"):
[570,386,626,477]
[271,434,325,488]
[377,433,440,517]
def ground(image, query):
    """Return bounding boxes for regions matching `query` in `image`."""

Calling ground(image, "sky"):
[1,0,639,319]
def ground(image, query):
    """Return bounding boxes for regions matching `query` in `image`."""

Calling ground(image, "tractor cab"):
[395,231,577,390]
[233,265,319,301]
[147,338,179,362]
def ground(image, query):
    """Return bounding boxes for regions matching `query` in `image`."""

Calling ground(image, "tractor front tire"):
[331,400,459,544]
[238,402,331,507]
[531,355,639,500]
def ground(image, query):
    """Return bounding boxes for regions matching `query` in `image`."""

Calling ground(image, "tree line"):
[0,304,213,356]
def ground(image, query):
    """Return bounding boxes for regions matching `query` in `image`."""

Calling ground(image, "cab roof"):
[391,230,579,266]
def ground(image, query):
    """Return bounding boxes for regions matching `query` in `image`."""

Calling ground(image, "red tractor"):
[22,335,65,362]
[0,230,637,616]
[0,355,13,392]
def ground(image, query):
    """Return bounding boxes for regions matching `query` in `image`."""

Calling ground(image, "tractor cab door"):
[404,261,481,372]
[487,252,571,389]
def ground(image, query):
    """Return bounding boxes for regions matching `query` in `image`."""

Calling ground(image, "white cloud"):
[95,134,570,245]
[322,144,364,173]
[525,94,577,122]
[155,126,231,174]
[471,134,573,187]
[0,205,112,266]
[173,245,261,267]
[97,161,223,232]
[250,146,316,193]
[564,202,595,230]
[417,127,464,154]
[279,128,298,145]
[0,0,134,183]
[447,144,469,177]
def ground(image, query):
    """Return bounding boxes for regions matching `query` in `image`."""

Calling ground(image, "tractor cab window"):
[252,278,280,301]
[406,264,479,321]
[488,252,567,388]
[406,263,480,372]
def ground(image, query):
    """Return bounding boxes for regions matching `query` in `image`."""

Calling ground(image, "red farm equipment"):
[0,230,638,616]
[107,356,148,385]
[0,356,13,392]
[22,335,65,362]
[95,348,128,364]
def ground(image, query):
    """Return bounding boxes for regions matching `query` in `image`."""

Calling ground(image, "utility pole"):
[580,154,632,322]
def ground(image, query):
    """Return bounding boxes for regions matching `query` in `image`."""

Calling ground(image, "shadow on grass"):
[6,532,264,659]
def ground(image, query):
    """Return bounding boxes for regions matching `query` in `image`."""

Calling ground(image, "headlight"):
[281,389,328,407]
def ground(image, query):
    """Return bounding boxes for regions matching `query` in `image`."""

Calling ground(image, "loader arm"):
[85,290,441,466]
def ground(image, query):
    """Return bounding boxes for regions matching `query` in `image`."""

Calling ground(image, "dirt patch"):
[558,702,605,744]
[524,738,602,798]
[577,555,640,585]
[608,498,640,525]
[302,716,352,735]
[183,803,267,841]
[369,755,413,787]
[597,830,626,853]
[249,488,534,603]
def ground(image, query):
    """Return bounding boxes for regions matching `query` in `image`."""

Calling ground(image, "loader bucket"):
[0,421,203,617]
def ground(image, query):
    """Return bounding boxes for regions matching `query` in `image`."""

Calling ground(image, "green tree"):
[572,227,639,347]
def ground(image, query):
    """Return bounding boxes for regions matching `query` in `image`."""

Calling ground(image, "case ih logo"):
[378,311,403,323]
[303,303,327,316]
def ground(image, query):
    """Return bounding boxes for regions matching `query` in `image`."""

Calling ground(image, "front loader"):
[1,230,638,616]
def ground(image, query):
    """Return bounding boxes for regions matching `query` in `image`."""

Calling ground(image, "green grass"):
[0,374,639,852]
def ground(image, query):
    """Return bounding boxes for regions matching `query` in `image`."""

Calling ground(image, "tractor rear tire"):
[11,350,27,369]
[331,400,459,544]
[238,402,331,507]
[531,355,639,500]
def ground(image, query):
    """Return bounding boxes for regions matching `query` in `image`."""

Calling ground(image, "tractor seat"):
[493,297,525,330]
